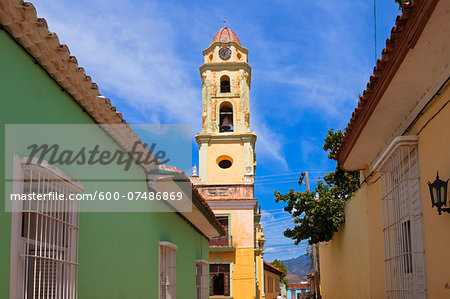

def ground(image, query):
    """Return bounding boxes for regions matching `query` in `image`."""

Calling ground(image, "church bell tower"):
[195,27,257,185]
[193,27,265,299]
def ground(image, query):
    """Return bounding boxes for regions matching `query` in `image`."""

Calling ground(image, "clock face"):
[219,47,232,60]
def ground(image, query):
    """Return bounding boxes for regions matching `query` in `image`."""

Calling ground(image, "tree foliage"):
[395,0,408,9]
[274,129,360,245]
[271,259,289,289]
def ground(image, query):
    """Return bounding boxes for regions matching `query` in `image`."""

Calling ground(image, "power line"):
[254,177,323,185]
[254,179,300,185]
[260,210,290,215]
[261,214,293,221]
[263,223,296,230]
[265,243,298,247]
[261,217,294,225]
[261,209,288,212]
[256,171,329,178]
[374,0,378,64]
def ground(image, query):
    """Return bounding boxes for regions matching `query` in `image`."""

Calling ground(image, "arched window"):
[219,102,233,132]
[220,75,231,93]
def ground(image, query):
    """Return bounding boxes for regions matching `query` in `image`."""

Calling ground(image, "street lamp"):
[427,172,449,215]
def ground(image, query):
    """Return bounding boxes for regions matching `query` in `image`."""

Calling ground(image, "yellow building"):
[318,0,450,298]
[263,261,283,299]
[191,27,266,299]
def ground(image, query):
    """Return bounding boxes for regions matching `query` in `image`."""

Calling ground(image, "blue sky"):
[32,0,400,262]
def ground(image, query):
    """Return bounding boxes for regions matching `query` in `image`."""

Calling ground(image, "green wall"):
[0,29,209,298]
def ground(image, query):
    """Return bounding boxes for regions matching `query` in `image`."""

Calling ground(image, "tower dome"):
[211,27,241,46]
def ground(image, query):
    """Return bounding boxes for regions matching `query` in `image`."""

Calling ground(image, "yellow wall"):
[319,187,371,299]
[210,248,256,299]
[320,84,450,298]
[204,45,248,64]
[210,209,257,298]
[409,86,450,299]
[365,171,386,299]
[264,270,280,299]
[207,142,245,184]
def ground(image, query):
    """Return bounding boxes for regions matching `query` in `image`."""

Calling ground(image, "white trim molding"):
[206,199,257,210]
[159,241,178,251]
[372,135,419,172]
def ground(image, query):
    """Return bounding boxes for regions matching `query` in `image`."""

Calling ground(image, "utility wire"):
[265,243,298,247]
[374,0,378,64]
[256,171,328,178]
[255,176,323,183]
[254,178,323,185]
[260,210,290,215]
[261,217,294,225]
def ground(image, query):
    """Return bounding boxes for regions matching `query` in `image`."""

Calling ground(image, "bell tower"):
[193,27,265,299]
[195,27,257,185]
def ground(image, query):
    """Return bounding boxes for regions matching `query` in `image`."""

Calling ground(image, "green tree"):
[274,129,359,245]
[395,0,408,9]
[271,259,289,289]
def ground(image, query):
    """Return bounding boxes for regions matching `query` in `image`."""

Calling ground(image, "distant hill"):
[281,254,311,280]
[286,271,303,283]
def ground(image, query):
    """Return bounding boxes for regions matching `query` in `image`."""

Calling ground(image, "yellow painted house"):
[318,0,450,298]
[191,27,266,299]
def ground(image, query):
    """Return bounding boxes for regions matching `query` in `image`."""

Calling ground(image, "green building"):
[0,1,223,298]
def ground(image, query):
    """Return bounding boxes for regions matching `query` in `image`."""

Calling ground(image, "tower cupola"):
[211,27,242,46]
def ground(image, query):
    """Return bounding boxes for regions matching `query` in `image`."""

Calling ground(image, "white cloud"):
[253,116,289,170]
[32,0,202,128]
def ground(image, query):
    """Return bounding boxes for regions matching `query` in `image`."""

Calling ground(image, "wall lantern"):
[428,172,449,215]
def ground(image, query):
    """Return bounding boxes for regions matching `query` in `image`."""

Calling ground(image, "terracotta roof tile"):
[211,27,241,46]
[0,0,159,172]
[264,261,283,276]
[288,283,310,290]
[0,0,223,234]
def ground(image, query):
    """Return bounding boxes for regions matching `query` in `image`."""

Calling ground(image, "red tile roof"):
[211,27,241,46]
[289,283,310,290]
[288,282,310,290]
[0,0,224,237]
[335,0,440,168]
[264,261,283,276]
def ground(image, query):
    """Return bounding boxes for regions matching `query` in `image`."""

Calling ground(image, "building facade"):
[0,1,224,298]
[263,261,282,299]
[318,0,450,298]
[192,27,266,299]
[287,282,311,299]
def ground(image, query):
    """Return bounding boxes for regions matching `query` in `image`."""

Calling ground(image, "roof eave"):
[337,0,440,171]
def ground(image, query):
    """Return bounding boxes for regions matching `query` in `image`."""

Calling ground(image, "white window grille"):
[10,156,82,299]
[159,242,177,299]
[195,260,208,299]
[374,137,426,299]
